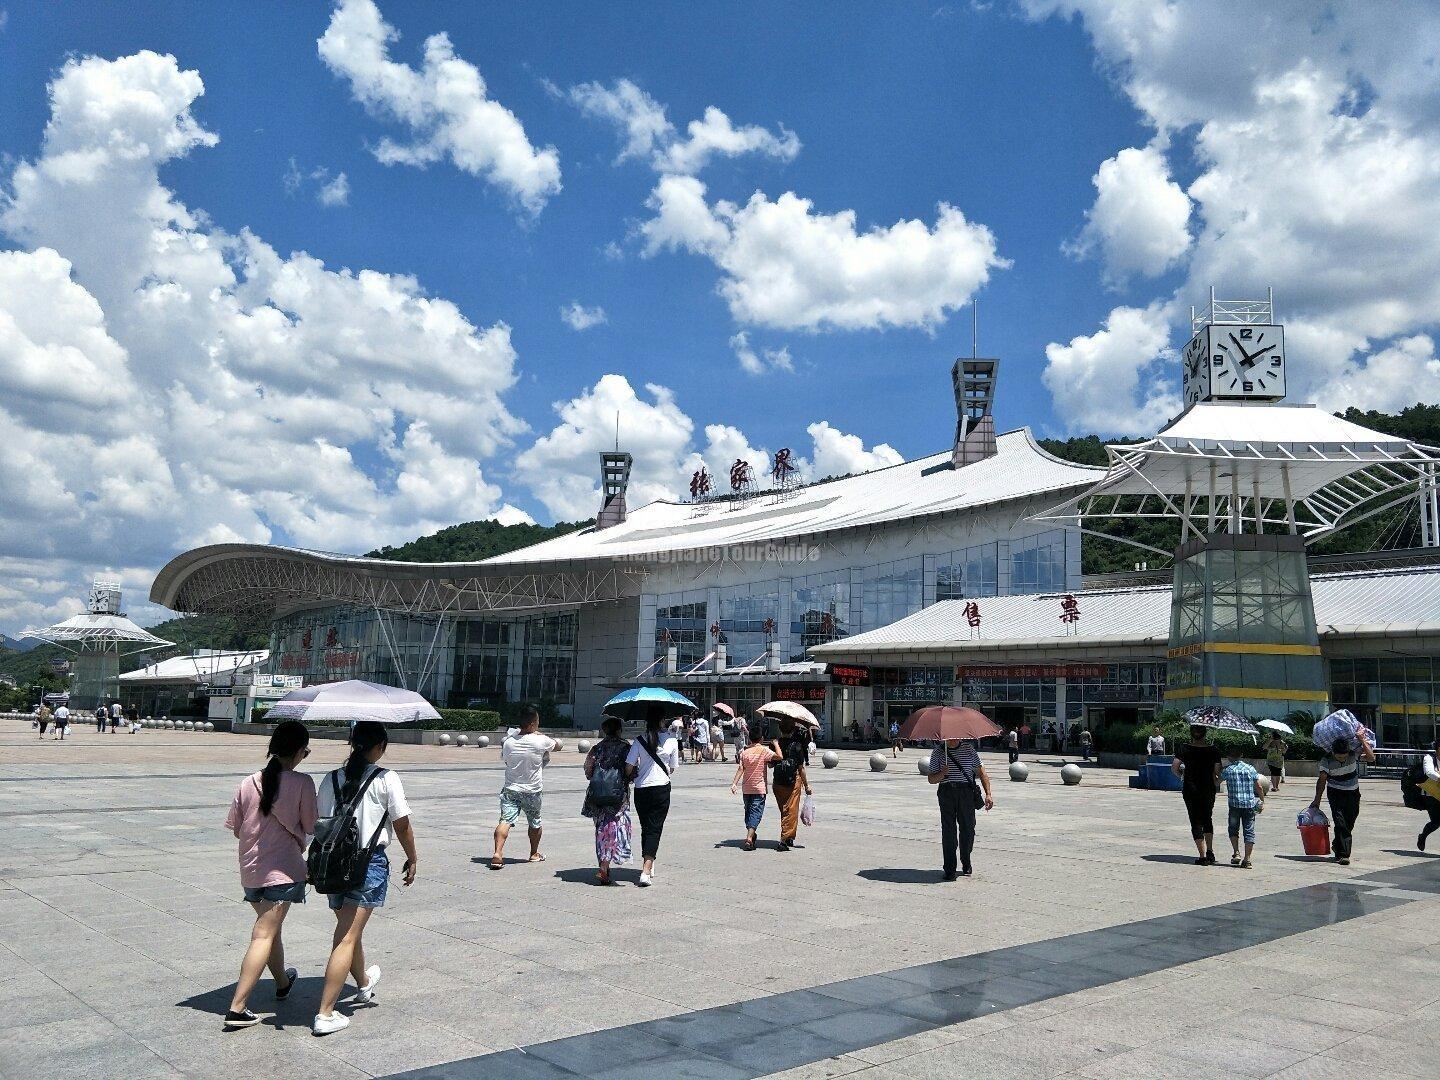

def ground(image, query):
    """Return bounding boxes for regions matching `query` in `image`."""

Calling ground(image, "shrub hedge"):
[250,704,504,731]
[1097,708,1323,760]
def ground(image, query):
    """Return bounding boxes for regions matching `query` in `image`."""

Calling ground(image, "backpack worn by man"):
[307,767,388,894]
[1401,754,1436,810]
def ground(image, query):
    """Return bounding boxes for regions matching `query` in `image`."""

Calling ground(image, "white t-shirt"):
[501,732,558,794]
[54,707,69,721]
[627,733,679,788]
[318,765,411,849]
[110,703,123,718]
[1146,735,1167,756]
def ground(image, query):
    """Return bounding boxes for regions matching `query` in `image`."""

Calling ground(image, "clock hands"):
[1228,332,1276,371]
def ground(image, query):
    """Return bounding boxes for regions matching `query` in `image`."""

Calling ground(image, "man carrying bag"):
[927,737,994,880]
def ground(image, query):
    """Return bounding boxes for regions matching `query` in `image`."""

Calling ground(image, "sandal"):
[528,853,546,863]
[1230,855,1241,866]
[742,839,756,851]
[488,858,504,870]
[1240,859,1252,869]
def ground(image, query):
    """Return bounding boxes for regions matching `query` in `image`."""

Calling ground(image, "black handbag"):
[948,748,985,810]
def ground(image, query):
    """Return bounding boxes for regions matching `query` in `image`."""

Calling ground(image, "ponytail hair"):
[344,721,389,795]
[260,720,310,816]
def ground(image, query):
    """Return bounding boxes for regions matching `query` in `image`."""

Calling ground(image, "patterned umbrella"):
[603,686,697,722]
[756,700,821,729]
[1182,705,1259,736]
[1312,708,1377,750]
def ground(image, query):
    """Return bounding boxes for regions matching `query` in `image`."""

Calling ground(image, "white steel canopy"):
[21,613,173,654]
[1031,402,1440,550]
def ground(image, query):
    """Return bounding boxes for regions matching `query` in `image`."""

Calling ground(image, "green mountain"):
[365,517,590,563]
[1040,405,1439,574]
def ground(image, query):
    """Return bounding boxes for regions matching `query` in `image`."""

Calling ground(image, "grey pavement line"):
[379,870,1429,1080]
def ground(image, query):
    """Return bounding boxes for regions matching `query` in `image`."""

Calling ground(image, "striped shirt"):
[1319,754,1361,792]
[929,740,980,784]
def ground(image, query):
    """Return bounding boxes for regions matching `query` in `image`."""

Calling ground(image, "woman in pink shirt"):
[222,721,317,1030]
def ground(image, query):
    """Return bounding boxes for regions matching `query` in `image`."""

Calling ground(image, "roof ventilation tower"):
[596,450,632,530]
[952,301,998,468]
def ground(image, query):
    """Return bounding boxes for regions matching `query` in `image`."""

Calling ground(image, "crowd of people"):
[33,698,145,737]
[208,698,1435,1040]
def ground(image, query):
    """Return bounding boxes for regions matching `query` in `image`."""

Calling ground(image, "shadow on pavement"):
[857,867,945,884]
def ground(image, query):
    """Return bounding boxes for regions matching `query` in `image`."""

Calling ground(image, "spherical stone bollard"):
[1256,773,1271,795]
[918,757,933,776]
[456,734,469,747]
[1008,760,1029,782]
[437,733,451,746]
[204,722,215,732]
[821,750,839,769]
[869,752,888,772]
[1061,763,1083,786]
[477,735,490,748]
[577,740,591,753]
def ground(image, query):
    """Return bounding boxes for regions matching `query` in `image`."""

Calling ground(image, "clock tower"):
[1181,287,1286,409]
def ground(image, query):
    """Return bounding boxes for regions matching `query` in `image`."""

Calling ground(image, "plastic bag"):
[1296,805,1329,828]
[1312,709,1377,752]
[800,793,816,827]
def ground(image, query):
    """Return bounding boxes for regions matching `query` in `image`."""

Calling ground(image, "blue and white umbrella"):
[603,686,697,722]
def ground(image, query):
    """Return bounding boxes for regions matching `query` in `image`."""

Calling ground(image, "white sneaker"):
[353,965,381,1004]
[312,1012,349,1036]
[637,872,652,887]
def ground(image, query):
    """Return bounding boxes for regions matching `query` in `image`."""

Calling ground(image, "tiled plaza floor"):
[1,718,1436,1079]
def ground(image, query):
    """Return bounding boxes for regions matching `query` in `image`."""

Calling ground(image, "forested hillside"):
[365,518,589,562]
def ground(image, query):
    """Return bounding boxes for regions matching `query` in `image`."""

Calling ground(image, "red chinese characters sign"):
[773,684,826,702]
[954,664,1107,679]
[827,663,871,687]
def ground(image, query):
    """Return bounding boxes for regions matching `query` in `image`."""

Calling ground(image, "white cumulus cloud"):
[642,178,1005,332]
[560,302,608,331]
[729,330,794,375]
[0,49,530,632]
[1041,303,1179,436]
[319,0,561,214]
[1067,144,1191,285]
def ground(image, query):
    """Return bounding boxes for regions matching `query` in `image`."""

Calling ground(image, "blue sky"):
[3,1,1440,631]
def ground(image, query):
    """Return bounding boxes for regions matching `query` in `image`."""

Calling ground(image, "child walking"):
[730,733,779,851]
[1221,748,1266,868]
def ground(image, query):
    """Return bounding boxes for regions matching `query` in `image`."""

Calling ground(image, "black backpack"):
[587,750,626,812]
[307,767,388,894]
[1401,755,1432,811]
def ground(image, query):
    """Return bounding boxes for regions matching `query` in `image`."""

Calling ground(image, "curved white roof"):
[119,650,268,685]
[810,564,1440,657]
[21,613,173,648]
[484,428,1102,566]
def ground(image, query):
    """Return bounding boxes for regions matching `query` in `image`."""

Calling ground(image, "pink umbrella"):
[711,703,736,718]
[899,706,1001,743]
[756,700,820,729]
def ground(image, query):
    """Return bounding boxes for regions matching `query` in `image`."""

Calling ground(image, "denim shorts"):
[243,880,307,904]
[327,849,390,910]
[743,793,766,830]
[499,788,543,829]
[1228,805,1258,844]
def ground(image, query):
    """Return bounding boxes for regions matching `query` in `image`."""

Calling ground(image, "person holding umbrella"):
[1171,707,1255,866]
[608,688,692,886]
[582,716,632,886]
[906,706,998,879]
[757,702,819,851]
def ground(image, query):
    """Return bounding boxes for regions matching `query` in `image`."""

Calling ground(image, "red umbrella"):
[899,706,1001,743]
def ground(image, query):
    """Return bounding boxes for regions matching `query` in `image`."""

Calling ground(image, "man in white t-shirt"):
[490,706,558,869]
[53,705,70,739]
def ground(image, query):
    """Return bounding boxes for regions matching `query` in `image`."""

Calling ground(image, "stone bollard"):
[821,750,839,769]
[1256,773,1271,795]
[204,722,215,732]
[1061,763,1083,786]
[456,734,469,747]
[1008,761,1029,782]
[438,733,451,746]
[577,740,591,753]
[477,735,490,748]
[869,753,888,772]
[917,757,932,776]
[553,742,564,752]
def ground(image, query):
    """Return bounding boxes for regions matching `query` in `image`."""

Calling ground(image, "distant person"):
[730,731,780,850]
[491,706,557,869]
[1172,725,1222,865]
[109,700,123,732]
[313,722,417,1036]
[690,712,711,763]
[1006,727,1019,765]
[1079,728,1093,761]
[711,715,728,763]
[889,718,903,757]
[927,736,994,880]
[1221,748,1265,869]
[96,704,108,734]
[37,703,51,739]
[769,717,812,852]
[1146,727,1167,757]
[53,704,69,739]
[222,720,316,1030]
[1019,722,1031,750]
[731,713,749,758]
[127,702,141,734]
[1309,730,1376,866]
[1265,732,1287,790]
[1417,739,1440,852]
[668,715,685,759]
[625,706,679,886]
[582,716,632,886]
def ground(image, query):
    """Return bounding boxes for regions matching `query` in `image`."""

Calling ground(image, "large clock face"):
[1181,332,1210,407]
[1205,324,1285,400]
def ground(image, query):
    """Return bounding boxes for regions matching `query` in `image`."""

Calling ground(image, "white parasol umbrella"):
[1255,719,1294,735]
[265,680,440,725]
[756,700,820,729]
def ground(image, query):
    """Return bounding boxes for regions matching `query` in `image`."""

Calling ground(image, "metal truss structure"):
[1191,287,1275,333]
[1032,428,1440,555]
[151,546,649,621]
[21,615,173,656]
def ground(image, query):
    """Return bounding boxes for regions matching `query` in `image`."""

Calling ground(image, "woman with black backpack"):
[769,717,812,852]
[583,716,632,885]
[1415,738,1440,851]
[625,706,680,887]
[312,722,418,1036]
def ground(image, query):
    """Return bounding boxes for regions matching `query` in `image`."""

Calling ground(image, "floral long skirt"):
[594,808,633,865]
